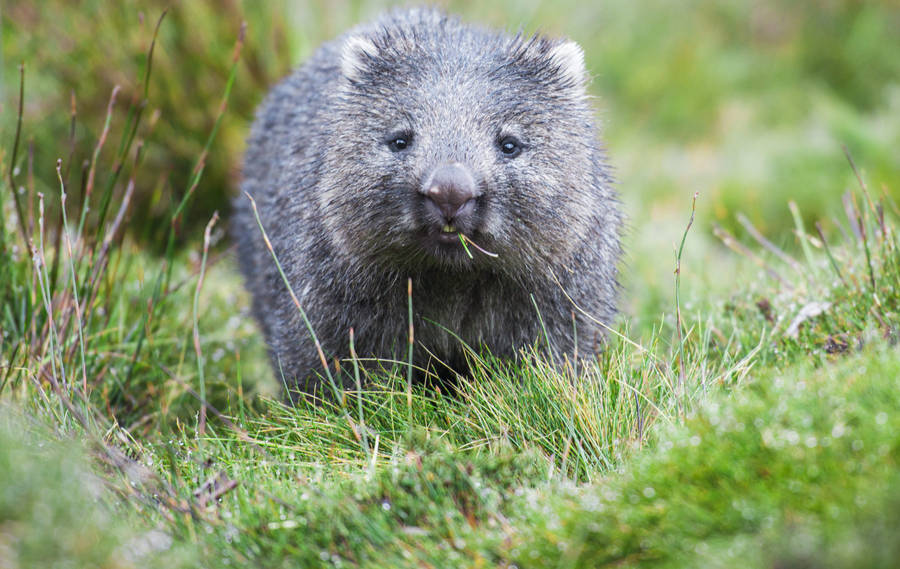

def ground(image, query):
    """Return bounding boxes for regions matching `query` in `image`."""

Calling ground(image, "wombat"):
[232,8,622,400]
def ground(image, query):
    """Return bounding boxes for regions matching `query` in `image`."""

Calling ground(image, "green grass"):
[500,347,900,568]
[2,1,900,567]
[0,409,199,568]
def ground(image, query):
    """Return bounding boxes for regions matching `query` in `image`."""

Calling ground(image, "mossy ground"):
[2,1,899,567]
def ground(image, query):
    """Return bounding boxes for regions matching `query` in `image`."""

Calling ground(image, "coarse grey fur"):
[232,8,622,400]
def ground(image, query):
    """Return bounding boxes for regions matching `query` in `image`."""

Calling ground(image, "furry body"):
[233,8,621,398]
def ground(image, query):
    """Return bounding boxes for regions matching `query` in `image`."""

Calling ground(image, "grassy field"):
[2,1,900,567]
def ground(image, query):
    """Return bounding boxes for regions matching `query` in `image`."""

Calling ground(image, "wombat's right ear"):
[548,40,588,90]
[341,35,379,81]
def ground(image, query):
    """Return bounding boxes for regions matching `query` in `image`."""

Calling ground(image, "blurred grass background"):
[0,0,900,329]
[3,0,898,328]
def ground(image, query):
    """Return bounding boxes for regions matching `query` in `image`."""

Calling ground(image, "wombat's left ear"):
[340,35,379,81]
[548,40,588,89]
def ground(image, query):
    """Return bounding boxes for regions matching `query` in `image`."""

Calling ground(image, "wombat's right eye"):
[387,134,412,152]
[498,136,523,158]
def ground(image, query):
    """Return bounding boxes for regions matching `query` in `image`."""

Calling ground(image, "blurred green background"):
[3,0,899,322]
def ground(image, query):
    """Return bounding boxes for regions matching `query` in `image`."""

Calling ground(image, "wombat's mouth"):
[418,225,468,250]
[420,226,498,262]
[436,224,461,244]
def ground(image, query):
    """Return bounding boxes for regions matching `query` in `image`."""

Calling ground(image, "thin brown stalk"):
[815,221,848,287]
[171,22,246,232]
[674,192,698,415]
[193,471,239,510]
[349,327,371,459]
[788,201,817,270]
[842,192,862,241]
[881,184,900,218]
[736,212,804,274]
[26,140,35,245]
[83,86,121,214]
[245,192,342,400]
[91,10,167,243]
[0,343,23,395]
[34,193,68,396]
[44,142,68,302]
[8,63,31,253]
[56,139,141,366]
[844,186,878,293]
[857,209,878,293]
[713,224,794,291]
[57,160,88,395]
[64,91,77,181]
[849,189,882,309]
[79,141,142,329]
[407,278,414,431]
[167,246,231,295]
[193,211,219,436]
[843,145,877,216]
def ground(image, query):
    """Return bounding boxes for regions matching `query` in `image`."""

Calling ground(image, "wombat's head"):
[318,9,607,273]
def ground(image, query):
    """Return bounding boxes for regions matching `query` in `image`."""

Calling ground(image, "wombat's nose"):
[422,163,477,222]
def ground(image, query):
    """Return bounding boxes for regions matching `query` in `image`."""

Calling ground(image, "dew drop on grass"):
[831,422,846,438]
[582,493,602,512]
[784,430,800,446]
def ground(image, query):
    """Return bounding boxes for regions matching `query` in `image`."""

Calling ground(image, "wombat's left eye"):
[498,136,522,158]
[387,132,413,152]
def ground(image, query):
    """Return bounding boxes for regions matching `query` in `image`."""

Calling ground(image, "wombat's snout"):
[421,163,477,231]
